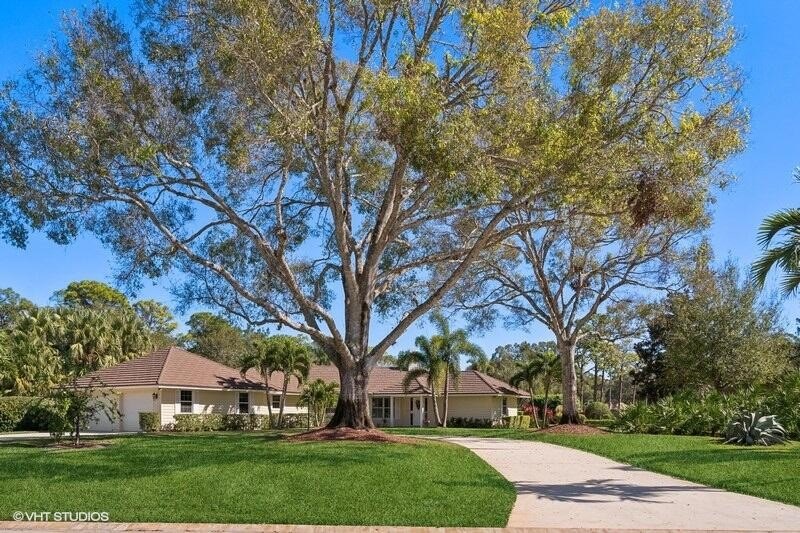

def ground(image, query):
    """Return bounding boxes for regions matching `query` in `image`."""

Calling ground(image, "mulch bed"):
[286,427,418,444]
[536,424,608,435]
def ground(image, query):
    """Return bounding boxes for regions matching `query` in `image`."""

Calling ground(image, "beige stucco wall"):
[86,387,159,432]
[150,388,520,428]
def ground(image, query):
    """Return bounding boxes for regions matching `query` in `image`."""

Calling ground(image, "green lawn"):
[0,432,515,526]
[386,427,800,507]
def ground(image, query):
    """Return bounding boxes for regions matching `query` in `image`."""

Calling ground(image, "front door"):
[408,398,420,426]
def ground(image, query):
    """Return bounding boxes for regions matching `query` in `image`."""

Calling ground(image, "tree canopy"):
[0,0,746,427]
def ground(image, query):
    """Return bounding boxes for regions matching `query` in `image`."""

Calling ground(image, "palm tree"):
[428,311,484,427]
[753,195,800,294]
[270,336,312,427]
[240,338,280,419]
[398,336,446,426]
[299,379,339,427]
[510,349,561,427]
[509,360,542,429]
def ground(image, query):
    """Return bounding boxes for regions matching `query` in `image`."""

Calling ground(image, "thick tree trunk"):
[326,363,374,429]
[593,361,599,402]
[442,372,450,427]
[558,340,581,424]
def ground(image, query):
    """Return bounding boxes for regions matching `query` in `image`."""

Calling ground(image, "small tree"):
[269,336,312,427]
[240,339,280,419]
[299,379,339,428]
[49,378,119,446]
[398,337,446,427]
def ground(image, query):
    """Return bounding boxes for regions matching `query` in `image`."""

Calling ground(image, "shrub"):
[584,401,612,420]
[139,412,160,432]
[173,414,223,432]
[448,417,493,428]
[725,412,787,446]
[585,418,614,428]
[0,396,38,432]
[503,415,531,429]
[171,413,272,432]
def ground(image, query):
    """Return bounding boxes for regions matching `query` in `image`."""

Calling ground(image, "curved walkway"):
[445,437,800,531]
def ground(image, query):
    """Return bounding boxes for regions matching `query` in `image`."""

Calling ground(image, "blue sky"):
[0,1,798,355]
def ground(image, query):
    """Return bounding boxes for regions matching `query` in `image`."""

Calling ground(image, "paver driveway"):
[445,437,800,531]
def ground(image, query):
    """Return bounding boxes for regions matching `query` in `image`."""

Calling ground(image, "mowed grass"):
[0,432,515,526]
[386,427,800,507]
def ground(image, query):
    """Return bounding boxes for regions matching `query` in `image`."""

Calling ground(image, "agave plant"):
[724,412,787,446]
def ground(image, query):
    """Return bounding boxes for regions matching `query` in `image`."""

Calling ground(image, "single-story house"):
[76,346,529,431]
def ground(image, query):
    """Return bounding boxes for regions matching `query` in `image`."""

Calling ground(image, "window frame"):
[238,392,250,414]
[271,394,281,409]
[371,397,390,420]
[179,390,193,414]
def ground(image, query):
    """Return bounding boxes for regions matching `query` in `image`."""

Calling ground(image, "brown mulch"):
[286,427,418,444]
[536,423,608,435]
[47,440,112,452]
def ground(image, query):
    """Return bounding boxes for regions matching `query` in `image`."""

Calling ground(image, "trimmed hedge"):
[586,418,615,428]
[503,415,531,429]
[170,413,307,432]
[447,417,493,428]
[139,412,160,432]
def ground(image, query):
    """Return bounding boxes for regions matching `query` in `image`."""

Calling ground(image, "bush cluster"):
[584,401,612,420]
[447,417,492,428]
[503,415,531,429]
[168,413,308,432]
[0,396,41,431]
[612,373,800,438]
[139,412,160,432]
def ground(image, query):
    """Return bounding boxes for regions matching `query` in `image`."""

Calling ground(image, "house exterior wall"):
[108,387,522,429]
[86,387,159,432]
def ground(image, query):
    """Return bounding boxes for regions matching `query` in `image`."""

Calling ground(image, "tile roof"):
[75,347,529,397]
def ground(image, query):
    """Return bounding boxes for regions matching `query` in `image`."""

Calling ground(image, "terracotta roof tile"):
[75,347,528,397]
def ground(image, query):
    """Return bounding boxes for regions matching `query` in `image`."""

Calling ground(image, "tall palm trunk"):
[529,385,540,429]
[430,389,442,426]
[442,371,450,427]
[278,376,290,427]
[264,372,273,419]
[542,383,550,428]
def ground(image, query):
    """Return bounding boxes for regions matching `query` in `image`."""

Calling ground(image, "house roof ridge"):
[471,368,501,394]
[154,346,174,385]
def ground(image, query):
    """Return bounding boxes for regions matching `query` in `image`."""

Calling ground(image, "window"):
[371,397,390,420]
[179,390,193,413]
[271,394,281,409]
[501,397,508,416]
[238,392,249,414]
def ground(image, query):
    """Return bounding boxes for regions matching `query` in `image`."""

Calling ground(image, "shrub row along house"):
[75,347,528,431]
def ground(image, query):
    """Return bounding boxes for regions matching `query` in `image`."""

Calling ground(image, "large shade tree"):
[0,0,740,427]
[453,0,746,422]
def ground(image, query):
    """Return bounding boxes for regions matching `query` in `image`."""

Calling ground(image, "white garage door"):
[86,393,120,432]
[121,391,156,432]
